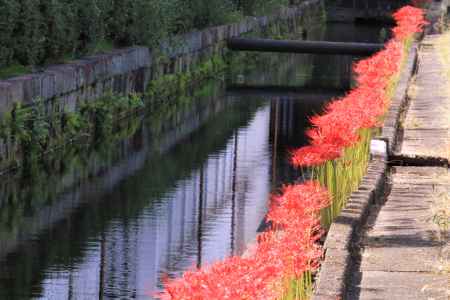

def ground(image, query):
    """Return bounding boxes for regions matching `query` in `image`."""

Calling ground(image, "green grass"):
[92,40,114,54]
[281,271,313,300]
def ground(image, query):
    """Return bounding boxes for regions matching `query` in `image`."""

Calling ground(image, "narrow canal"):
[0,23,385,299]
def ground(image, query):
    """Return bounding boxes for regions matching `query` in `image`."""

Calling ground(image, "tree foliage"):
[0,0,20,68]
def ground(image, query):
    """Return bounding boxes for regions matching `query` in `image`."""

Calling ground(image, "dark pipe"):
[227,38,384,56]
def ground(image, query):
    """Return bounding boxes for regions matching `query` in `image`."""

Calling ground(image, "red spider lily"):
[318,91,384,130]
[258,182,329,278]
[392,6,428,40]
[307,126,359,148]
[291,144,342,167]
[256,226,323,278]
[354,40,404,89]
[267,182,330,229]
[157,256,282,300]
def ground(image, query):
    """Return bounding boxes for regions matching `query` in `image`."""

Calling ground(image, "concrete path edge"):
[311,42,419,300]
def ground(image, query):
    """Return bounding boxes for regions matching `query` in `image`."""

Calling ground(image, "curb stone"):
[312,41,419,300]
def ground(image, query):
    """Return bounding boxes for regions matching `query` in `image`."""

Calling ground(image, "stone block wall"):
[0,0,323,116]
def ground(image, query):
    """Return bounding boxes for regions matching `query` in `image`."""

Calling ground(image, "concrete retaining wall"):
[0,0,324,116]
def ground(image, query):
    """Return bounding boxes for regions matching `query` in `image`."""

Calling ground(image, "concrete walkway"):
[401,35,450,160]
[348,35,450,299]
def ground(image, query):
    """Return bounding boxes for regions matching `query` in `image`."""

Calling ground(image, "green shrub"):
[174,0,241,30]
[14,0,45,66]
[73,0,103,55]
[39,0,75,61]
[0,0,20,68]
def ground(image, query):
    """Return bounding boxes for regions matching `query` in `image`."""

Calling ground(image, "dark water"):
[0,24,384,299]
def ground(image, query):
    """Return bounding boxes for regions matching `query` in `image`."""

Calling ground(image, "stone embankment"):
[0,0,322,115]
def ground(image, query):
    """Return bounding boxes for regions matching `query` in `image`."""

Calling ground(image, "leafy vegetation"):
[0,63,30,80]
[0,92,145,170]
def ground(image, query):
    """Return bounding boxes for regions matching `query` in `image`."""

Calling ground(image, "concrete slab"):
[361,246,443,272]
[349,271,448,300]
[356,167,449,299]
[400,36,450,160]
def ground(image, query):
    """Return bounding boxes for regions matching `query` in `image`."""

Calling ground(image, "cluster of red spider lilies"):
[156,5,426,300]
[292,6,428,168]
[291,5,427,228]
[157,182,330,300]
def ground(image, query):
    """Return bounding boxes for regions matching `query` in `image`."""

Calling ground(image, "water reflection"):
[0,23,385,299]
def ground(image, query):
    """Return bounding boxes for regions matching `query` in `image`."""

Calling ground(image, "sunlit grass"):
[430,190,450,234]
[281,271,313,300]
[307,128,373,228]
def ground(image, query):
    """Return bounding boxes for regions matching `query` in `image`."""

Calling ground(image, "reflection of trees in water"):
[0,80,227,253]
[268,95,335,188]
[308,23,392,90]
[0,85,266,298]
[87,102,270,297]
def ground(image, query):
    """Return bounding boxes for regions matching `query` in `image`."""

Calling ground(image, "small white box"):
[370,139,388,158]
